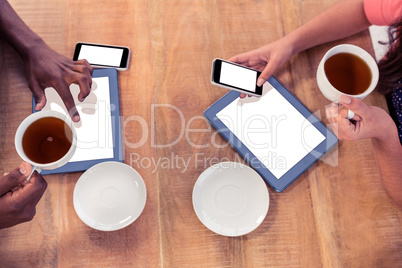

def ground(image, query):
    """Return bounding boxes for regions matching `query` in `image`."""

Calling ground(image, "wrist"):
[0,0,46,60]
[282,28,312,57]
[281,34,298,57]
[15,36,47,60]
[372,121,399,147]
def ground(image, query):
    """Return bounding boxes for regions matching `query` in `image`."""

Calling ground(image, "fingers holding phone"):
[211,59,263,97]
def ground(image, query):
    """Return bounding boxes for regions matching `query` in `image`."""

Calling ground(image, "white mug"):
[15,110,77,180]
[317,44,379,118]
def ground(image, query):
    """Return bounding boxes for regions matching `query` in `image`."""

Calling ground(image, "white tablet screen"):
[216,84,325,179]
[42,77,114,162]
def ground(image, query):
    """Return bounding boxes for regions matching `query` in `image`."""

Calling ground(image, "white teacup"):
[15,110,77,179]
[317,44,379,118]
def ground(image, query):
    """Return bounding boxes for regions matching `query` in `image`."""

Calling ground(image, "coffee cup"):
[317,44,379,118]
[15,110,77,180]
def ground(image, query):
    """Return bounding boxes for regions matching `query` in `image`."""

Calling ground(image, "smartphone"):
[211,58,263,96]
[73,42,130,71]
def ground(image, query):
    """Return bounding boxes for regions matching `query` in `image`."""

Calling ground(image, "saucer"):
[73,161,146,231]
[192,162,269,237]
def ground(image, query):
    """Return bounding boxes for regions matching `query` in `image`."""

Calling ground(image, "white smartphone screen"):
[220,61,258,92]
[78,45,124,66]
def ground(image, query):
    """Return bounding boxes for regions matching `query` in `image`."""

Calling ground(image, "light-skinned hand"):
[228,38,294,99]
[325,95,396,141]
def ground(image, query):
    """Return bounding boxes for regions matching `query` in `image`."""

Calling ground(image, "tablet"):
[204,76,338,192]
[33,68,124,175]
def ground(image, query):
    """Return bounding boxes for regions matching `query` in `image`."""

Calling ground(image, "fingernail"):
[340,95,351,104]
[19,166,26,175]
[257,79,265,87]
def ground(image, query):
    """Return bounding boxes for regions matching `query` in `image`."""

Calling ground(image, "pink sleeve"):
[364,0,402,25]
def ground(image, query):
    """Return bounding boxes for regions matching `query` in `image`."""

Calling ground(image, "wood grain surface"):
[1,0,401,267]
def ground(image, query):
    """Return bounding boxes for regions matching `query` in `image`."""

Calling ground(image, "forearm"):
[0,0,46,59]
[284,0,371,56]
[372,132,402,210]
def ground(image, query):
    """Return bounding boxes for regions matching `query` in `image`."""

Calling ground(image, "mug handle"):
[26,166,43,182]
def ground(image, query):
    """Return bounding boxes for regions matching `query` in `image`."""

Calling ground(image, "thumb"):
[339,95,367,120]
[30,81,47,111]
[35,96,47,111]
[257,62,276,87]
[0,163,32,195]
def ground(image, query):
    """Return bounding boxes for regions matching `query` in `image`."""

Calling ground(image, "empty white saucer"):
[192,162,269,237]
[73,161,146,231]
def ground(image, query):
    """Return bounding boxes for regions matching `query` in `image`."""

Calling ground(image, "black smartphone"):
[73,42,130,71]
[211,58,263,96]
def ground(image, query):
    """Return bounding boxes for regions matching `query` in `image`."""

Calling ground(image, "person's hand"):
[24,43,93,122]
[0,162,47,229]
[228,38,294,98]
[325,95,396,141]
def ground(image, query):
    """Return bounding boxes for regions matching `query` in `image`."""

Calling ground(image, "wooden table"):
[1,0,401,267]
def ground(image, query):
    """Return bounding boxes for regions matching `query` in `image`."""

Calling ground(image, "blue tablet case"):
[204,76,338,192]
[33,68,123,175]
